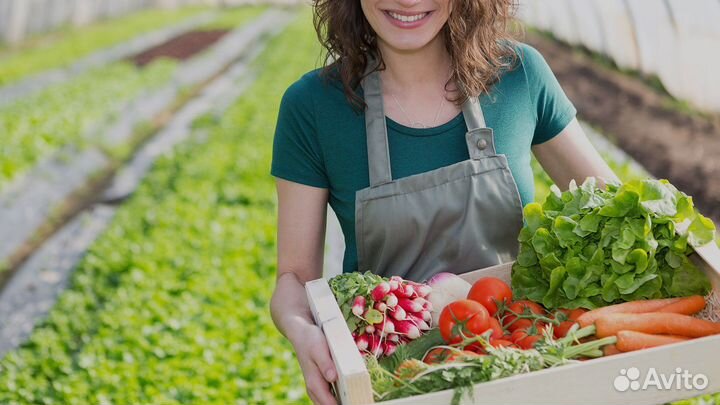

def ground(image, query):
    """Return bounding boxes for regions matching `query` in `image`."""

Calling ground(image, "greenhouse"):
[0,1,719,404]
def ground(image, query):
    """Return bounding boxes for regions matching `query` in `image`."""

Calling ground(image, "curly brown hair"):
[313,0,519,110]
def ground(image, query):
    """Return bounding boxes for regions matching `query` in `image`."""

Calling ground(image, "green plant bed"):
[0,10,317,404]
[0,60,177,191]
[0,7,208,86]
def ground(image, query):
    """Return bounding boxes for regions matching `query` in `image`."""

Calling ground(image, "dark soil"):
[524,33,720,222]
[130,30,229,67]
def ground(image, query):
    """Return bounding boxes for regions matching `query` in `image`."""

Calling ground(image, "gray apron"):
[355,70,524,282]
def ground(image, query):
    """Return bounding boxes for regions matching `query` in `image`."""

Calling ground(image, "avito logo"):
[614,367,709,392]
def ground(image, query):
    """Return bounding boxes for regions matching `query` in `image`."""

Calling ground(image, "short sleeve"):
[519,44,577,145]
[271,76,329,188]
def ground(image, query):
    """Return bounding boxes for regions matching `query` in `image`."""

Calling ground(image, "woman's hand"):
[271,272,338,405]
[288,320,338,405]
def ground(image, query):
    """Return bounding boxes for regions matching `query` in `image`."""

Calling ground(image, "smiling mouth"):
[384,10,431,23]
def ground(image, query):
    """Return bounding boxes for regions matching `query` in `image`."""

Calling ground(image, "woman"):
[270,1,617,403]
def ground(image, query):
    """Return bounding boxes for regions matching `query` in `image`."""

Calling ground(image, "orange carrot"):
[577,298,683,327]
[616,330,690,352]
[595,313,720,338]
[656,295,706,315]
[602,344,622,356]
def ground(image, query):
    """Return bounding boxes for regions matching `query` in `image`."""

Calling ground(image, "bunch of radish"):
[329,272,432,358]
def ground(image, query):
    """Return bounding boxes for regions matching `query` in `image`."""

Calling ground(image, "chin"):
[384,35,439,52]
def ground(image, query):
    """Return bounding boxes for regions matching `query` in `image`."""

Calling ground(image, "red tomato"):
[490,339,515,348]
[510,329,542,349]
[485,317,504,340]
[518,334,542,350]
[510,329,529,344]
[552,308,587,338]
[467,277,513,316]
[439,300,490,344]
[503,300,546,333]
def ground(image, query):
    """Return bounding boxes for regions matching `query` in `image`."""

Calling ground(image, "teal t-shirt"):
[271,43,576,273]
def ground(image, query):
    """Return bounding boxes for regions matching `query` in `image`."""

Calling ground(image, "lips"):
[382,9,433,28]
[386,11,429,23]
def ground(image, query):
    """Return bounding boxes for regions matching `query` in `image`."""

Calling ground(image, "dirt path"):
[525,33,720,222]
[130,30,229,66]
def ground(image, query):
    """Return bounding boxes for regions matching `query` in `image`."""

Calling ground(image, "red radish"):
[389,276,403,291]
[385,293,399,308]
[415,284,432,298]
[368,334,382,355]
[394,320,421,339]
[395,283,414,298]
[413,297,428,308]
[355,334,370,351]
[388,333,400,343]
[375,301,388,312]
[391,306,407,321]
[418,320,431,331]
[398,298,423,313]
[351,296,366,317]
[365,325,375,334]
[372,282,391,301]
[407,313,431,331]
[383,341,398,356]
[421,310,432,323]
[379,318,395,335]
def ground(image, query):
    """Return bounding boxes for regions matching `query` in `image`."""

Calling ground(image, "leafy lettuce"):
[512,178,715,309]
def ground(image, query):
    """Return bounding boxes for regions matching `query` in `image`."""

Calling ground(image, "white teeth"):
[388,11,428,23]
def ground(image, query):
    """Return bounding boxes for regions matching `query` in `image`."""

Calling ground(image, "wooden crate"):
[306,241,720,405]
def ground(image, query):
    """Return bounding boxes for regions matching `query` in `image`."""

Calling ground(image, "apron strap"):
[362,71,393,187]
[462,96,487,130]
[462,96,496,159]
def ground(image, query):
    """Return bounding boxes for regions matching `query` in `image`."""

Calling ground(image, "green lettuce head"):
[511,178,714,309]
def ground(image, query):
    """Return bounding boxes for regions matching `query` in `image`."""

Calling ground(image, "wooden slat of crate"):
[306,279,374,405]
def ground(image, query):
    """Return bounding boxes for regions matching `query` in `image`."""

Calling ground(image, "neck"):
[377,34,452,93]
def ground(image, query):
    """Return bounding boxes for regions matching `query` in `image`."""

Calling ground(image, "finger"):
[311,344,337,383]
[304,365,337,405]
[306,387,319,405]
